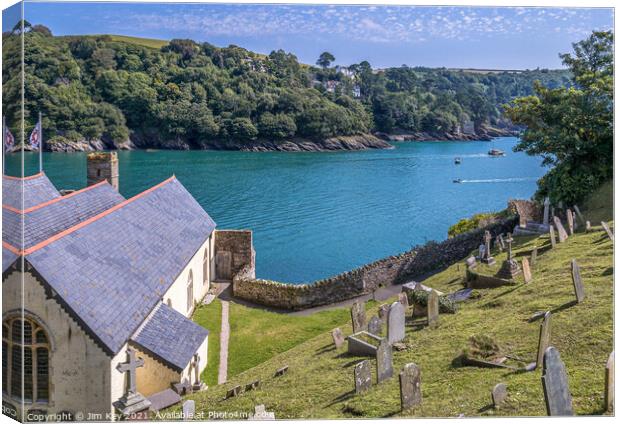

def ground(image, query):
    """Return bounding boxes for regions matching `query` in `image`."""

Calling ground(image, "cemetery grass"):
[192,300,222,387]
[178,224,613,418]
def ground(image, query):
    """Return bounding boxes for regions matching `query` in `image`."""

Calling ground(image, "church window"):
[2,317,50,404]
[187,270,194,312]
[203,249,209,286]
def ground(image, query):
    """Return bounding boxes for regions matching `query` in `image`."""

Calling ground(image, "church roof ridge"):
[19,175,176,256]
[2,171,45,181]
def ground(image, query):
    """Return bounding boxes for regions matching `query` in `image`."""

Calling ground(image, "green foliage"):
[316,51,335,68]
[447,211,507,238]
[407,290,457,314]
[505,31,613,204]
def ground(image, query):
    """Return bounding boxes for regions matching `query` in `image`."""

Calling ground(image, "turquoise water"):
[7,137,546,283]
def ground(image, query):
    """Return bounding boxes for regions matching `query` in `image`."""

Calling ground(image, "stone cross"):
[492,383,508,409]
[332,328,345,348]
[116,348,145,397]
[553,217,568,242]
[566,209,574,235]
[427,290,439,329]
[522,258,532,283]
[541,346,574,416]
[376,338,393,383]
[351,302,366,333]
[571,259,585,303]
[399,363,422,411]
[354,360,372,393]
[530,247,538,267]
[549,226,557,248]
[367,316,382,336]
[605,351,614,413]
[182,400,195,420]
[601,221,614,241]
[505,233,514,261]
[387,301,406,344]
[573,204,585,225]
[481,231,495,265]
[536,312,552,369]
[543,197,550,226]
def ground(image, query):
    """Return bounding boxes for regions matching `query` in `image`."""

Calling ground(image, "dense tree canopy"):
[2,27,571,150]
[504,31,613,204]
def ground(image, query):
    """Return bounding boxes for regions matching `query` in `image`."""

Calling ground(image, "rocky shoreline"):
[40,126,518,153]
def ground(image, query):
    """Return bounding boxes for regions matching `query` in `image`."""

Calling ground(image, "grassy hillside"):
[105,34,169,49]
[177,225,612,418]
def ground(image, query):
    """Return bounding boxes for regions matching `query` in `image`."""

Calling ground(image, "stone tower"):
[87,152,119,190]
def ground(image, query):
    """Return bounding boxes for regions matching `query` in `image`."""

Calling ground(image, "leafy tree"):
[316,51,335,69]
[504,31,613,204]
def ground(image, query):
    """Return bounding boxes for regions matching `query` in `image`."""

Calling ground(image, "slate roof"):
[2,173,60,210]
[132,302,209,371]
[2,182,125,250]
[2,248,18,273]
[25,176,216,356]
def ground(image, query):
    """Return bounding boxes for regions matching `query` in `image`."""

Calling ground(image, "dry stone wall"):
[232,216,519,310]
[214,230,255,279]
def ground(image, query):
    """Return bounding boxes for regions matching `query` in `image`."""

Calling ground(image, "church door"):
[215,251,232,281]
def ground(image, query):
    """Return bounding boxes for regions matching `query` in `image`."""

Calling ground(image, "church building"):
[2,153,222,420]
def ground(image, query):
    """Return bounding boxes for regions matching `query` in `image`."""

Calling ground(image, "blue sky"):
[4,2,614,69]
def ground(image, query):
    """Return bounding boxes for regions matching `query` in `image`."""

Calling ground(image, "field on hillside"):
[177,221,612,418]
[105,34,169,49]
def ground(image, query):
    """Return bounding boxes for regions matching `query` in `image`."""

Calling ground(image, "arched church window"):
[187,270,194,312]
[203,249,209,286]
[2,317,50,404]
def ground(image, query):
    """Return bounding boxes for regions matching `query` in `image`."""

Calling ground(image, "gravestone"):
[541,347,574,416]
[498,234,506,250]
[274,365,289,377]
[553,217,569,243]
[572,212,578,231]
[531,247,538,267]
[550,226,557,248]
[399,363,422,411]
[573,205,585,225]
[245,380,261,392]
[224,385,242,399]
[398,292,409,308]
[368,316,382,336]
[495,235,503,252]
[522,258,532,283]
[387,302,406,344]
[478,244,485,259]
[566,209,574,235]
[586,221,592,233]
[378,304,390,325]
[601,221,614,241]
[466,256,477,269]
[332,328,345,348]
[536,312,552,369]
[496,234,521,280]
[182,400,195,420]
[543,197,550,226]
[481,230,496,265]
[351,302,366,334]
[250,404,275,420]
[376,338,393,383]
[114,348,151,417]
[492,383,508,409]
[354,360,372,393]
[571,260,585,303]
[427,290,439,329]
[605,351,614,413]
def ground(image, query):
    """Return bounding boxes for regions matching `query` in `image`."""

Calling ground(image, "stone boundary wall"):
[214,230,255,279]
[508,199,542,227]
[232,216,519,310]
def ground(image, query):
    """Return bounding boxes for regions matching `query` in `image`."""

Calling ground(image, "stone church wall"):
[214,230,255,280]
[2,269,120,420]
[232,216,518,310]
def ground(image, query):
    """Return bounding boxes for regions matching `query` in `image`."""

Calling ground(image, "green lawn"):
[106,34,169,49]
[192,300,222,387]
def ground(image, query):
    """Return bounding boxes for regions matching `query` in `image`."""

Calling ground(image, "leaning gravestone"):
[601,221,614,241]
[354,360,372,394]
[388,302,406,344]
[495,235,504,252]
[378,304,390,325]
[553,217,569,243]
[368,316,382,336]
[332,328,345,349]
[522,258,532,284]
[530,247,538,267]
[427,290,439,329]
[351,302,366,333]
[566,209,574,235]
[572,212,578,231]
[398,292,409,308]
[571,260,585,303]
[573,205,585,225]
[399,363,422,411]
[549,226,557,248]
[376,338,393,383]
[536,312,552,369]
[606,351,614,413]
[182,400,195,420]
[498,234,506,250]
[541,347,574,416]
[491,383,508,409]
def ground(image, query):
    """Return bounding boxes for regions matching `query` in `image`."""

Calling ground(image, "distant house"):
[325,80,340,93]
[352,85,362,98]
[335,66,354,78]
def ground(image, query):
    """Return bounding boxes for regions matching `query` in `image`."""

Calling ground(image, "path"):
[217,300,230,385]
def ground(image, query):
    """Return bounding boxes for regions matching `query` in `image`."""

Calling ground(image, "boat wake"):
[459,177,538,183]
